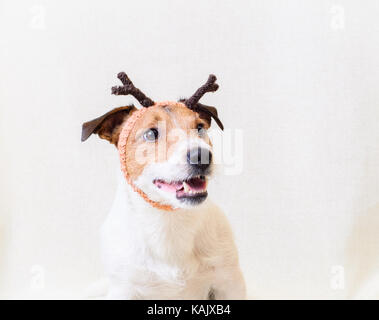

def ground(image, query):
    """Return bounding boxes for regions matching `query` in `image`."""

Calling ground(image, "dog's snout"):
[187,147,212,170]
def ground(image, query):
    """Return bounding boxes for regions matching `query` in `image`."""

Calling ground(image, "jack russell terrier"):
[81,72,246,299]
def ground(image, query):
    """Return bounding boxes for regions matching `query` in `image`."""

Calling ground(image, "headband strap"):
[117,104,176,211]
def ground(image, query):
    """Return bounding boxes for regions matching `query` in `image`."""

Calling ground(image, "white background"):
[1,0,379,299]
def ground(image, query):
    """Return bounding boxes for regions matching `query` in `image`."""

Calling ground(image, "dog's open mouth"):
[153,176,208,200]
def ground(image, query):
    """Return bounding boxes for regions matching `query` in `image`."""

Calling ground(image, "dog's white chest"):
[100,178,244,300]
[101,215,215,299]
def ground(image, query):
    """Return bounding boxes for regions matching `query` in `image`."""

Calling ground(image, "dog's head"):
[82,73,224,209]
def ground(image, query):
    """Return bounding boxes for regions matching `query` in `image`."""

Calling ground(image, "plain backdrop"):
[1,0,379,299]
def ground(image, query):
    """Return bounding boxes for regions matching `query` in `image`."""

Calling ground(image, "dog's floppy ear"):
[193,103,224,130]
[81,105,137,145]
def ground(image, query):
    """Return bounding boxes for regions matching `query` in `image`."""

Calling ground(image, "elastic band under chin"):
[118,105,176,211]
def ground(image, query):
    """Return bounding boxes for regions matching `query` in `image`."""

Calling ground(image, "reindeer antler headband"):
[111,72,155,107]
[111,72,224,130]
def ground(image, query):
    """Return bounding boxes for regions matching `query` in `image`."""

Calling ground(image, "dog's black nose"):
[187,147,212,170]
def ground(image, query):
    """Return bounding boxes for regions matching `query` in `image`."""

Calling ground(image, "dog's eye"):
[143,128,159,142]
[197,124,207,137]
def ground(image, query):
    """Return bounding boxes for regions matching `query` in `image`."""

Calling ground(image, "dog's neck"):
[109,171,211,264]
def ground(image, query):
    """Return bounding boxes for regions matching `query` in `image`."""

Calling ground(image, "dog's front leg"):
[211,266,246,300]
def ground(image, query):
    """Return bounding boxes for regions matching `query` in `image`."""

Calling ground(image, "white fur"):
[100,137,246,299]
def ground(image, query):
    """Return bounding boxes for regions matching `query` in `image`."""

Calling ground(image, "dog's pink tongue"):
[154,180,183,193]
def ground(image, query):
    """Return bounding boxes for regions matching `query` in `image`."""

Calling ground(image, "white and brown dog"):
[82,73,246,299]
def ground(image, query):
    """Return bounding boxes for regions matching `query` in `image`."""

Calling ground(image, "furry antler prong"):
[111,72,154,107]
[185,74,219,109]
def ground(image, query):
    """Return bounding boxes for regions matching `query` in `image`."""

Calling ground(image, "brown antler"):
[111,72,154,107]
[184,74,219,109]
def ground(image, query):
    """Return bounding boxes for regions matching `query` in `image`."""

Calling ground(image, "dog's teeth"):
[183,182,190,193]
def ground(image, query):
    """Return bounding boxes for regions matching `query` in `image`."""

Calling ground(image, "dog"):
[82,73,246,299]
